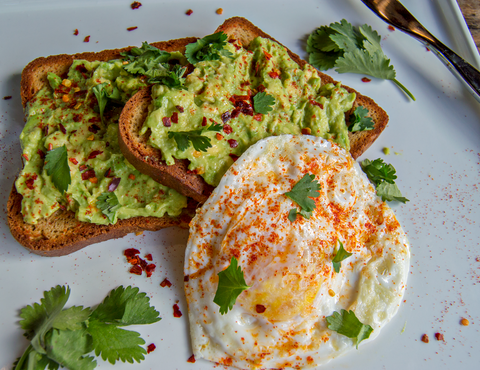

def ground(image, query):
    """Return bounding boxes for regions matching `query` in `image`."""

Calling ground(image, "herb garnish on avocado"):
[348,106,374,132]
[168,122,223,152]
[44,145,71,194]
[185,32,233,64]
[307,19,415,100]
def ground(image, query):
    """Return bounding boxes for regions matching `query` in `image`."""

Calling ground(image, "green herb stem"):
[393,79,415,101]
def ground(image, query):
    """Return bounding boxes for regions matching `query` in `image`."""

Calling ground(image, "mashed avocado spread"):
[142,37,356,186]
[17,59,187,225]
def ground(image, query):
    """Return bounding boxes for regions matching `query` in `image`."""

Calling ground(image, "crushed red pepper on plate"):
[124,248,156,277]
[173,303,182,318]
[147,343,156,353]
[434,332,444,341]
[421,334,429,343]
[3,96,12,100]
[131,1,142,9]
[127,26,138,31]
[361,77,371,83]
[83,35,90,43]
[73,29,78,36]
[160,278,172,288]
[187,354,196,363]
[186,9,193,16]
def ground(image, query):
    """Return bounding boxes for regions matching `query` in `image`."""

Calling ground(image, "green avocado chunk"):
[142,36,356,186]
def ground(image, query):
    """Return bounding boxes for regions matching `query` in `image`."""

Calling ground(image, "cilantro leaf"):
[361,159,409,203]
[168,122,222,152]
[284,174,321,220]
[214,257,251,315]
[348,106,374,132]
[307,19,415,100]
[45,329,96,370]
[87,320,147,364]
[44,145,71,194]
[121,42,187,89]
[96,192,121,224]
[90,286,160,326]
[185,32,233,64]
[332,240,352,273]
[52,306,91,331]
[326,309,373,349]
[92,82,121,123]
[253,92,275,114]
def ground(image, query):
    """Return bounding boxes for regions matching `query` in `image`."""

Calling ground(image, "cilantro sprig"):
[121,42,187,89]
[14,285,160,370]
[349,106,374,132]
[168,122,222,152]
[285,173,321,221]
[361,158,409,203]
[213,257,251,315]
[185,32,233,64]
[326,309,373,349]
[96,192,121,224]
[253,92,275,114]
[44,145,71,194]
[332,240,353,273]
[92,82,121,123]
[307,19,415,100]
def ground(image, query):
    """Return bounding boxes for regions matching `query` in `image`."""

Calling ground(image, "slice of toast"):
[9,38,199,257]
[119,17,389,203]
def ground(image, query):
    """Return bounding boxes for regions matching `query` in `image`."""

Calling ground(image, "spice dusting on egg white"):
[184,135,410,369]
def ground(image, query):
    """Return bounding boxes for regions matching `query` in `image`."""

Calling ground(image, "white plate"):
[0,0,479,369]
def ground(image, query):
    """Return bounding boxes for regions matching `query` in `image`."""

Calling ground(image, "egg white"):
[184,135,410,369]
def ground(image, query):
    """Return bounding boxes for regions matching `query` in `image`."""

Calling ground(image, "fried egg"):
[184,135,410,369]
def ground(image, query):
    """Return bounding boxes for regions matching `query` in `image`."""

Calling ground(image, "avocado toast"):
[119,17,389,203]
[8,39,199,257]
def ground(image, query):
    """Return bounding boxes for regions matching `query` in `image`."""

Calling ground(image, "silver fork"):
[361,0,480,103]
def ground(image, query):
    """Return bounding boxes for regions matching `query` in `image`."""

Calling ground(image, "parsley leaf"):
[307,19,415,100]
[14,285,160,370]
[349,106,374,132]
[96,192,121,224]
[285,174,321,220]
[326,309,373,349]
[361,158,409,203]
[185,32,233,64]
[332,240,353,273]
[214,257,251,315]
[168,122,222,152]
[253,92,275,114]
[44,145,71,195]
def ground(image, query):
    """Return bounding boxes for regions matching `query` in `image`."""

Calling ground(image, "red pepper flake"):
[84,35,90,43]
[187,354,196,363]
[223,124,233,134]
[216,133,224,140]
[69,158,78,165]
[176,105,184,113]
[25,174,38,190]
[88,150,103,159]
[229,153,239,162]
[73,29,79,36]
[421,334,429,343]
[22,154,29,161]
[79,164,87,172]
[173,304,182,318]
[434,333,444,341]
[130,265,143,275]
[124,248,140,259]
[253,114,262,121]
[131,1,142,10]
[37,149,45,159]
[255,304,266,313]
[184,275,190,282]
[162,116,171,127]
[145,253,153,261]
[127,26,138,31]
[310,100,324,109]
[48,143,53,151]
[147,343,156,354]
[104,168,113,178]
[81,169,96,181]
[361,77,371,83]
[264,51,272,60]
[268,71,280,79]
[160,278,172,288]
[128,174,136,180]
[3,96,12,100]
[201,116,207,126]
[88,124,100,133]
[228,139,238,148]
[59,123,67,134]
[146,264,156,278]
[171,112,179,124]
[73,114,82,122]
[257,84,265,93]
[186,9,193,16]
[108,178,121,192]
[388,25,395,31]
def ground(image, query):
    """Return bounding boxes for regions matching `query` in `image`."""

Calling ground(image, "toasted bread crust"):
[7,184,194,257]
[119,17,389,203]
[12,37,199,256]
